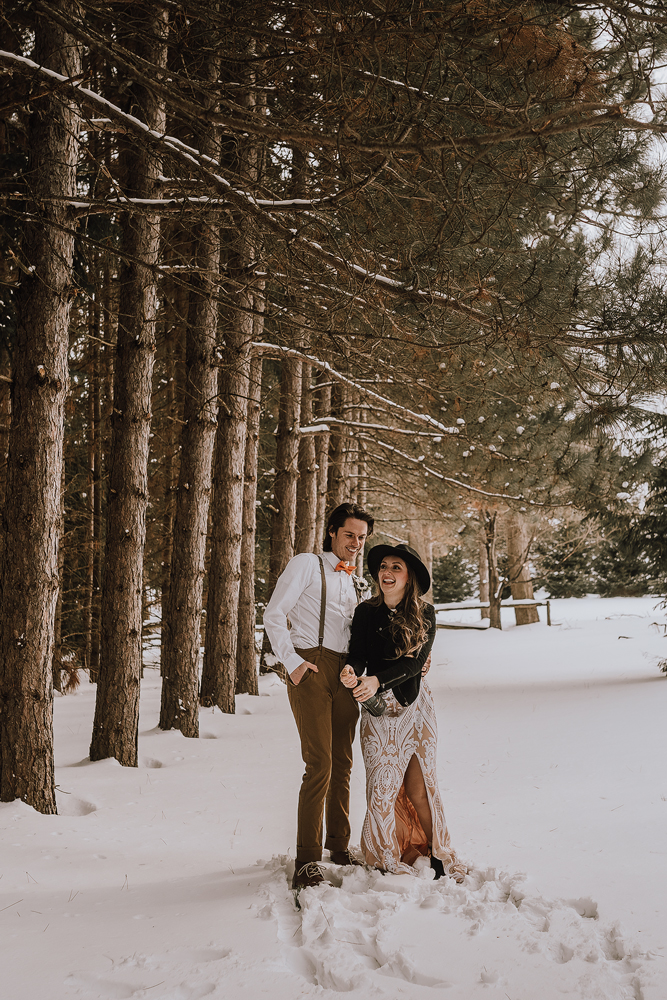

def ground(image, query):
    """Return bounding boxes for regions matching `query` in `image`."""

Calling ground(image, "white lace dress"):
[360,678,461,876]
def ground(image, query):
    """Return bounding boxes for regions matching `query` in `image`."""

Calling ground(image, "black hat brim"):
[367,544,431,596]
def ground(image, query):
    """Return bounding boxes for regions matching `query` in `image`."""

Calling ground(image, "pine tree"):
[0,3,81,811]
[90,5,169,766]
[431,549,477,604]
[533,522,597,598]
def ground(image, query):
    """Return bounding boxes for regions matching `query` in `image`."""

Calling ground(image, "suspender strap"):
[317,555,326,650]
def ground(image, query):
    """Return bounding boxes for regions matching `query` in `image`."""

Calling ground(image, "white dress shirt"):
[263,550,359,674]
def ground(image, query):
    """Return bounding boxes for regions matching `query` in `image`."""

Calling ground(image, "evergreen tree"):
[594,533,658,597]
[431,549,477,604]
[629,466,667,580]
[533,522,597,598]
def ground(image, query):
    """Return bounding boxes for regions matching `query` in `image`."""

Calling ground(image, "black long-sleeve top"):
[347,600,437,707]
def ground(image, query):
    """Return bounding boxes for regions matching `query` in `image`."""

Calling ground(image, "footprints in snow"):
[63,860,657,999]
[56,794,97,816]
[261,856,655,998]
[65,948,228,999]
[56,758,164,815]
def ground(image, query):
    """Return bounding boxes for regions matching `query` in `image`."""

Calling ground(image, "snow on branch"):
[362,435,572,508]
[0,50,499,328]
[300,417,450,437]
[252,342,460,437]
[61,195,372,215]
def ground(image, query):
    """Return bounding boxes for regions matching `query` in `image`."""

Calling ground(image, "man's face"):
[329,517,369,564]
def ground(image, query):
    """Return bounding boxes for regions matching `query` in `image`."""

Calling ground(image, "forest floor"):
[2,596,667,1000]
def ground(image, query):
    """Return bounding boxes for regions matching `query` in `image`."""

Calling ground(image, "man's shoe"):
[292,862,331,890]
[329,849,364,867]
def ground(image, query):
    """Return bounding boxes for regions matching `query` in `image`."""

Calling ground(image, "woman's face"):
[378,556,409,604]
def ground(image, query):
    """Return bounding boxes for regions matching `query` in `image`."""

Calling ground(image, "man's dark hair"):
[323,502,374,551]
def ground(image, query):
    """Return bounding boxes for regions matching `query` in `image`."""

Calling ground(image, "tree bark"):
[259,357,302,676]
[355,408,369,575]
[236,352,263,696]
[346,393,359,504]
[0,347,11,521]
[84,300,100,675]
[90,258,112,682]
[158,269,187,675]
[313,377,331,554]
[90,7,168,766]
[0,5,80,812]
[482,510,502,630]
[328,381,349,508]
[506,510,540,625]
[295,362,317,553]
[200,303,252,711]
[159,217,220,735]
[478,534,490,619]
[200,41,264,710]
[52,465,66,693]
[269,358,302,589]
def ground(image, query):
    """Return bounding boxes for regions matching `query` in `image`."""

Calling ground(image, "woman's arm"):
[341,603,378,698]
[376,605,436,690]
[345,603,372,677]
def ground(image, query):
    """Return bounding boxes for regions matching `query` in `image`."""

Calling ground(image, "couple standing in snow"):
[263,502,466,892]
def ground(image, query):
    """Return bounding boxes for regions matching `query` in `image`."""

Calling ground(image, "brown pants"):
[288,646,360,865]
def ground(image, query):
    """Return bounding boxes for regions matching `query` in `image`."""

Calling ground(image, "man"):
[263,501,374,890]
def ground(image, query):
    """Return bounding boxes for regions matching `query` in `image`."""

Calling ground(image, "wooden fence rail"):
[434,599,551,628]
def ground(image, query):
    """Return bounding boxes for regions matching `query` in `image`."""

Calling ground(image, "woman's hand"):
[339,665,358,688]
[352,675,380,702]
[421,653,432,677]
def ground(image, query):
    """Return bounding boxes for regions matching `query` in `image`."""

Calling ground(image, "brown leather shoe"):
[329,849,364,867]
[292,862,332,890]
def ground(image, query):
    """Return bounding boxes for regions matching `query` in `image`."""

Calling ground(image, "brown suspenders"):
[317,555,326,650]
[316,554,363,652]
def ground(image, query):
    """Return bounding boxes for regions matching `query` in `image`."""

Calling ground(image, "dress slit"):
[360,679,459,875]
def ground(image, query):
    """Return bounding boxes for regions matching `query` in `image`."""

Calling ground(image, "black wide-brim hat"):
[367,543,431,596]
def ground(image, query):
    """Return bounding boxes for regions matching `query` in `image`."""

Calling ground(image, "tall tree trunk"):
[269,358,303,588]
[200,47,262,713]
[328,381,349,507]
[90,7,168,766]
[506,510,540,625]
[478,534,490,619]
[158,274,187,675]
[90,258,112,682]
[355,408,369,575]
[0,6,80,812]
[259,357,302,676]
[159,214,220,735]
[84,304,99,674]
[52,466,66,694]
[346,393,359,504]
[236,352,263,696]
[313,377,331,554]
[482,509,502,630]
[0,347,10,519]
[200,302,252,712]
[408,509,433,593]
[295,363,317,553]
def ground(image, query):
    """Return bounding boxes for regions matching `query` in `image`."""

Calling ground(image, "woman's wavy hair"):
[369,562,429,658]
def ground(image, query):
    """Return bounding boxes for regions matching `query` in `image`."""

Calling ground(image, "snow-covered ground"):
[2,596,667,1000]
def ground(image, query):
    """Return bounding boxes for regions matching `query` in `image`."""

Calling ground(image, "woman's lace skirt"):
[360,679,461,877]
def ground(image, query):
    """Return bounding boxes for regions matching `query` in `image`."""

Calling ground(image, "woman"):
[340,543,466,881]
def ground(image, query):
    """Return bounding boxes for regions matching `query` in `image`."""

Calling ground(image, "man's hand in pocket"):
[290,660,319,685]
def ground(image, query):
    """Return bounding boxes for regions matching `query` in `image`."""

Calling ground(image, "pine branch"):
[251,341,461,437]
